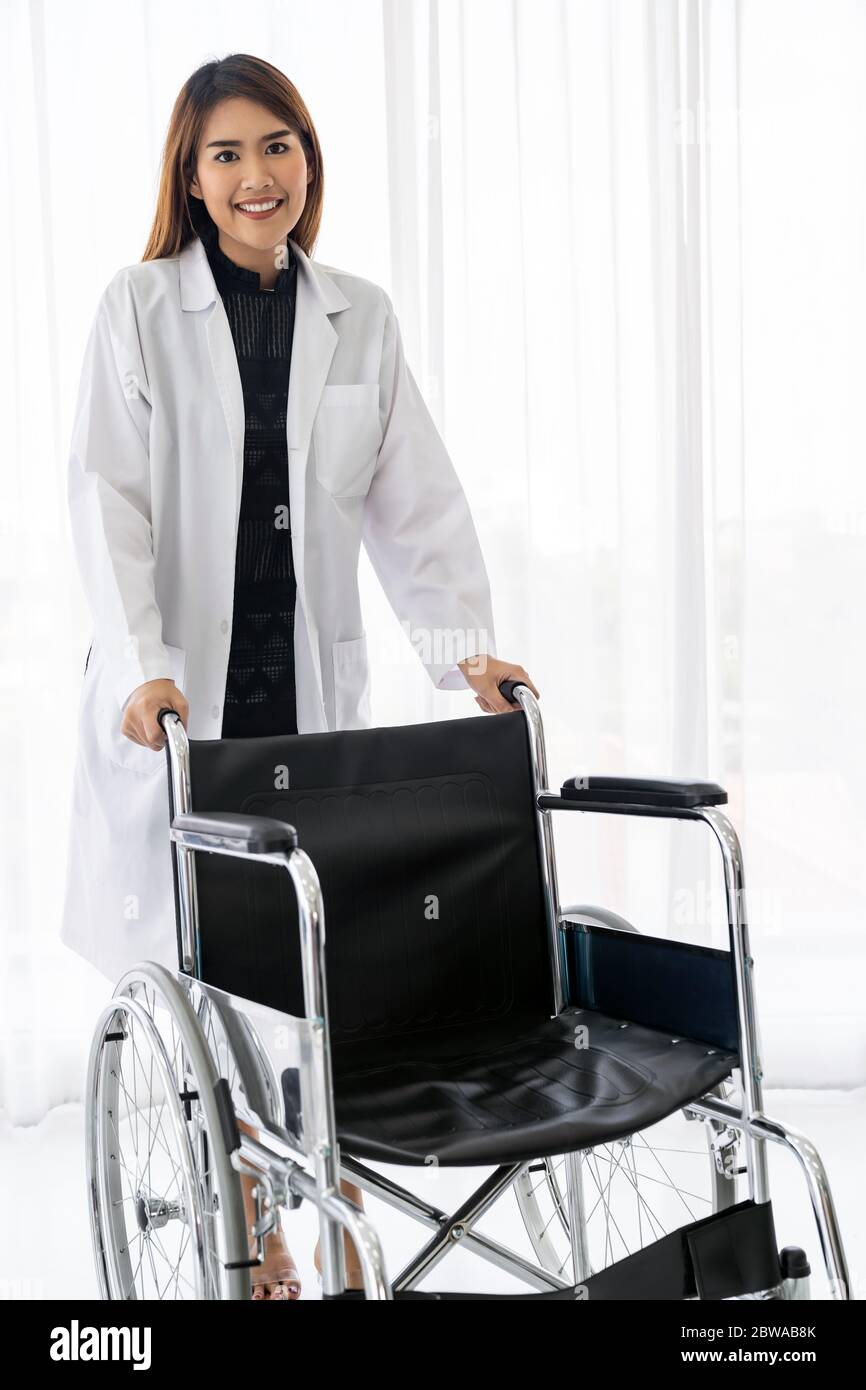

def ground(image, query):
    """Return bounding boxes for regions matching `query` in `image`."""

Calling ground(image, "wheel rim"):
[515,1087,741,1284]
[85,965,251,1300]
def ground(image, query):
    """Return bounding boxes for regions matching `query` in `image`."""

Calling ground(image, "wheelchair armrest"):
[558,775,727,809]
[170,811,298,855]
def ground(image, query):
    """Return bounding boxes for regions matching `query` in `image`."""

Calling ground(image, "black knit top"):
[201,221,300,738]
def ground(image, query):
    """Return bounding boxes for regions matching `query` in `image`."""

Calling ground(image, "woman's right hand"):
[120,679,189,751]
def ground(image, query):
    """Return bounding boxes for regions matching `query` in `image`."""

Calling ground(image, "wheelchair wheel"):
[515,906,742,1286]
[85,962,251,1300]
[515,1086,740,1284]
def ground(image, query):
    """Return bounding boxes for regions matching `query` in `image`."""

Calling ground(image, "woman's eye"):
[214,143,289,163]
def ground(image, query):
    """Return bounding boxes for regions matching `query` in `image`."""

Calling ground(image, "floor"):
[1,1087,863,1301]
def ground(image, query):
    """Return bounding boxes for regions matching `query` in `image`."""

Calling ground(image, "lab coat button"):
[220,619,229,634]
[211,705,220,720]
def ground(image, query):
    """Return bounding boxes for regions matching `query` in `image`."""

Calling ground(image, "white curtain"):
[2,0,864,1126]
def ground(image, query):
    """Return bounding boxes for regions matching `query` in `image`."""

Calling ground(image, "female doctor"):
[62,53,539,1298]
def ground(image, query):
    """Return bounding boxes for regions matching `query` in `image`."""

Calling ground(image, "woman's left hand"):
[457,655,540,713]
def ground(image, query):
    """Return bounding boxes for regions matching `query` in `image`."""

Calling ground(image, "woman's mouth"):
[234,198,284,219]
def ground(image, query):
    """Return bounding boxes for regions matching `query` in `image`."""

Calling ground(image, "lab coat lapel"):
[178,232,351,724]
[285,237,351,719]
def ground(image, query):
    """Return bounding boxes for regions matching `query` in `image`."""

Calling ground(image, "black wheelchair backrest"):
[183,711,554,1048]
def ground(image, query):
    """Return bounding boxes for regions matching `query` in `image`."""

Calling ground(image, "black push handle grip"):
[498,678,530,705]
[157,706,182,731]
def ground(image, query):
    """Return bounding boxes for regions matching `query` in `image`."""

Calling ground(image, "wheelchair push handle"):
[498,678,530,705]
[157,705,182,732]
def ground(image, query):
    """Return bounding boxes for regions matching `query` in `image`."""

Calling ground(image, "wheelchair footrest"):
[323,1198,782,1301]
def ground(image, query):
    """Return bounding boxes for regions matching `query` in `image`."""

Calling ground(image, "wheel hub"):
[134,1191,184,1233]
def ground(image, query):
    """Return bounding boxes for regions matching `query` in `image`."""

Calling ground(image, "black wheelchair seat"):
[331,1007,736,1167]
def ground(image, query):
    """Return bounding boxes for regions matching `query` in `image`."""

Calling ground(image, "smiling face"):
[188,95,313,277]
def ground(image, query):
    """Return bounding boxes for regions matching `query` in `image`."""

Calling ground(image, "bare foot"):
[313,1236,365,1290]
[313,1179,366,1291]
[251,1228,301,1301]
[237,1117,301,1301]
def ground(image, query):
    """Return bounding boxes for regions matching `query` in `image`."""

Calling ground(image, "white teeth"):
[237,199,281,212]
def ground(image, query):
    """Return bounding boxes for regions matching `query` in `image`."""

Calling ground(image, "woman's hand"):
[457,655,540,713]
[119,678,189,751]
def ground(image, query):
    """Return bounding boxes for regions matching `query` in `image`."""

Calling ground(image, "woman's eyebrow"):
[205,129,293,148]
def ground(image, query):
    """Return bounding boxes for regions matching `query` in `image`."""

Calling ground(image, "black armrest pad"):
[560,776,727,808]
[171,811,298,854]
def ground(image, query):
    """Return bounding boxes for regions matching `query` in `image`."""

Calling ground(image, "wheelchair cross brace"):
[323,1197,785,1302]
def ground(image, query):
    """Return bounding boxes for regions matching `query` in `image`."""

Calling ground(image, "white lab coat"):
[60,232,497,982]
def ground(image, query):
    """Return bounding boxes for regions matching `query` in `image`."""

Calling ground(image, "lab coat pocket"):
[313,383,381,497]
[103,643,188,774]
[332,634,372,730]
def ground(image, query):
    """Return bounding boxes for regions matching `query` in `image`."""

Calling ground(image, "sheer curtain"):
[2,0,864,1125]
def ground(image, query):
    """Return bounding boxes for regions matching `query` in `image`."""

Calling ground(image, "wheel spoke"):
[516,1106,733,1280]
[631,1133,703,1223]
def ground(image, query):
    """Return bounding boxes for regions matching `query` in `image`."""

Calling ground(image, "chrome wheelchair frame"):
[85,683,852,1301]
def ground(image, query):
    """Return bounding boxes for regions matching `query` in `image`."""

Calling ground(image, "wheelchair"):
[84,680,852,1300]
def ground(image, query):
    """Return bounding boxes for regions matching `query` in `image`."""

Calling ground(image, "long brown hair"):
[142,53,324,263]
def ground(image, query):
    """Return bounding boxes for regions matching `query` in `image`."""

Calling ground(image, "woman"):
[62,53,539,1299]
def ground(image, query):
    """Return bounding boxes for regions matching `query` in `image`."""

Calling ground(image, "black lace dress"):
[201,223,300,738]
